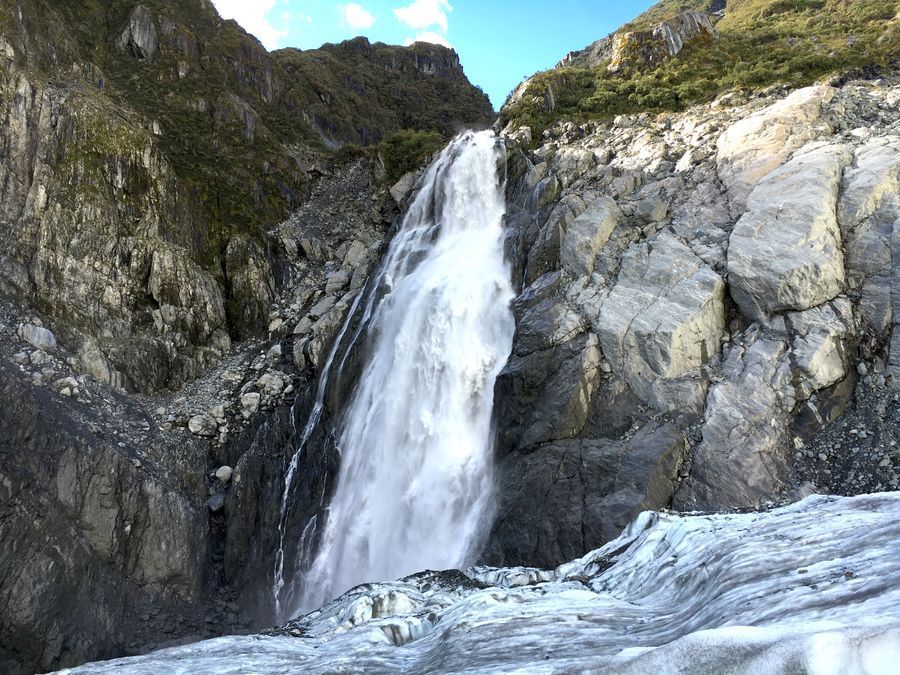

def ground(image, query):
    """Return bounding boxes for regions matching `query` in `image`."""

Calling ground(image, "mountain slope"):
[499,0,899,137]
[0,0,493,393]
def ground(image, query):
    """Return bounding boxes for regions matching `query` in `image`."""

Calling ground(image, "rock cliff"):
[489,71,900,566]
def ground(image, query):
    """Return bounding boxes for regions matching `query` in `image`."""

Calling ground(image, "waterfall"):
[278,130,516,616]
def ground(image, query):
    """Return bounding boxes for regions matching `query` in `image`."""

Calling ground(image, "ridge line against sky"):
[210,1,659,109]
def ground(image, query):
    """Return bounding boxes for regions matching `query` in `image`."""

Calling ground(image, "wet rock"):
[207,494,226,512]
[486,421,686,567]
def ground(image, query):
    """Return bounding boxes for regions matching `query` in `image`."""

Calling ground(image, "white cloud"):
[211,0,288,50]
[339,4,376,30]
[394,0,452,34]
[339,3,376,30]
[404,31,453,49]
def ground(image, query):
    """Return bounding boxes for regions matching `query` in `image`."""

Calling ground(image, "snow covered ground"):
[59,493,900,674]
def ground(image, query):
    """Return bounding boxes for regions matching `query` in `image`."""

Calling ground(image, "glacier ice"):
[59,492,900,674]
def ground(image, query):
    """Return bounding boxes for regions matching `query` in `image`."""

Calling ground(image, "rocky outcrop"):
[727,142,851,323]
[0,0,493,396]
[608,11,719,73]
[558,10,719,72]
[0,359,208,674]
[716,85,837,212]
[119,5,159,61]
[273,37,494,147]
[494,71,900,564]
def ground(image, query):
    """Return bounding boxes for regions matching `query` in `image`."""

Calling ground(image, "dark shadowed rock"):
[484,421,686,567]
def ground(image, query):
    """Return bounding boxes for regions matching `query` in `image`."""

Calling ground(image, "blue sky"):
[210,1,658,108]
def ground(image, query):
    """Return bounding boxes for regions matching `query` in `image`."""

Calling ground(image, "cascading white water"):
[291,130,516,613]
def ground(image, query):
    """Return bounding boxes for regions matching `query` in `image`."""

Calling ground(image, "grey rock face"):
[839,136,900,361]
[728,142,850,323]
[496,73,900,550]
[0,362,206,673]
[224,237,277,341]
[119,6,159,60]
[675,334,795,510]
[560,196,622,277]
[485,421,686,567]
[716,85,836,212]
[597,232,724,405]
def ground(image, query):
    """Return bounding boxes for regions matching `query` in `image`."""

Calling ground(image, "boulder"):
[214,466,234,484]
[188,414,217,437]
[716,85,836,211]
[597,233,724,404]
[727,142,851,323]
[256,372,286,397]
[78,341,128,390]
[19,324,56,352]
[787,299,855,399]
[389,171,418,205]
[240,392,261,416]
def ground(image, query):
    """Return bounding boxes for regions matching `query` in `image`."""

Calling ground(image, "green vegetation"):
[274,37,494,145]
[499,0,899,139]
[378,130,446,184]
[11,0,492,271]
